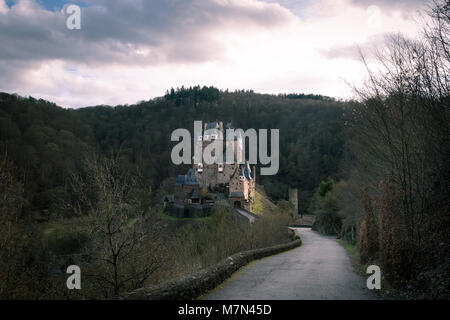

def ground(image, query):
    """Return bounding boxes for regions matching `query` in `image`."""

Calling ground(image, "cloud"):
[347,0,428,21]
[0,0,425,108]
[348,0,427,10]
[320,44,362,61]
[319,33,391,61]
[0,0,296,66]
[0,0,297,106]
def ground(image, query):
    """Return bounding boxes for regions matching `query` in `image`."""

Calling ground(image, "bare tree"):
[72,152,163,298]
[348,0,449,291]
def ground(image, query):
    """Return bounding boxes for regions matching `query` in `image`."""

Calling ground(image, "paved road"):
[203,228,377,300]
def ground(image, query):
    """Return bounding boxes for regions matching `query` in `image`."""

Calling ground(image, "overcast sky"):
[0,0,428,108]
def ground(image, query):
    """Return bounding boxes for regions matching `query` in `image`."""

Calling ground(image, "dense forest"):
[0,88,346,220]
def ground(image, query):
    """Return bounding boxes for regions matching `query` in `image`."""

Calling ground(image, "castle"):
[172,121,256,211]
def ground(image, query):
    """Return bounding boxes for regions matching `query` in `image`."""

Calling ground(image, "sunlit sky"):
[0,0,427,108]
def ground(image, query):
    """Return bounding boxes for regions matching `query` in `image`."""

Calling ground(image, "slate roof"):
[188,189,200,199]
[174,168,199,186]
[243,161,252,180]
[161,194,174,202]
[206,121,219,130]
[185,169,198,184]
[239,167,245,178]
[229,191,245,198]
[175,175,185,186]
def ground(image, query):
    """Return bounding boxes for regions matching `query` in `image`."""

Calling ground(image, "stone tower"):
[289,188,298,217]
[193,121,241,189]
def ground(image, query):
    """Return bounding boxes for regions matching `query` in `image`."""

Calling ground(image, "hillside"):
[0,88,350,298]
[252,184,278,215]
[0,89,347,221]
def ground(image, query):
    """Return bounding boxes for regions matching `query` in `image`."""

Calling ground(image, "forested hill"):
[0,88,347,220]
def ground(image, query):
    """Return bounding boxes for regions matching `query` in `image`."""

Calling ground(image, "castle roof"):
[161,194,174,202]
[175,175,184,186]
[230,191,245,198]
[206,121,219,130]
[188,189,200,199]
[243,161,252,180]
[175,168,199,186]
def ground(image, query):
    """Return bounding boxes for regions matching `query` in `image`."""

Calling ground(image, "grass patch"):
[128,217,137,226]
[159,211,214,223]
[42,220,78,241]
[40,218,89,255]
[336,239,359,265]
[252,192,264,215]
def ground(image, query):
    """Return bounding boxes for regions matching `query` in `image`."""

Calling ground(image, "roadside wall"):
[120,237,301,300]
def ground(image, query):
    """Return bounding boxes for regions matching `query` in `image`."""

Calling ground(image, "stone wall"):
[164,204,212,218]
[174,184,199,201]
[194,162,237,189]
[120,236,301,300]
[289,188,299,217]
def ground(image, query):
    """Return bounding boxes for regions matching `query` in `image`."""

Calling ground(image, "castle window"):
[218,164,223,172]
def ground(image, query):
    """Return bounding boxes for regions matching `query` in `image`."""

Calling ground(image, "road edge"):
[119,237,302,300]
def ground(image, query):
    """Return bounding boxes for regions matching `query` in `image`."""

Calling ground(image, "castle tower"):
[192,120,256,210]
[289,188,299,217]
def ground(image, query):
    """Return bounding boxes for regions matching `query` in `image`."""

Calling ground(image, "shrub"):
[310,184,342,235]
[358,190,379,265]
[312,210,342,235]
[378,178,414,288]
[157,204,293,284]
[319,177,334,197]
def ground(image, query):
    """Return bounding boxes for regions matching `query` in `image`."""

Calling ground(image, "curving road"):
[203,228,377,300]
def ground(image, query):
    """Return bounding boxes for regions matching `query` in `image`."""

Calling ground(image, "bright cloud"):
[0,0,425,107]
